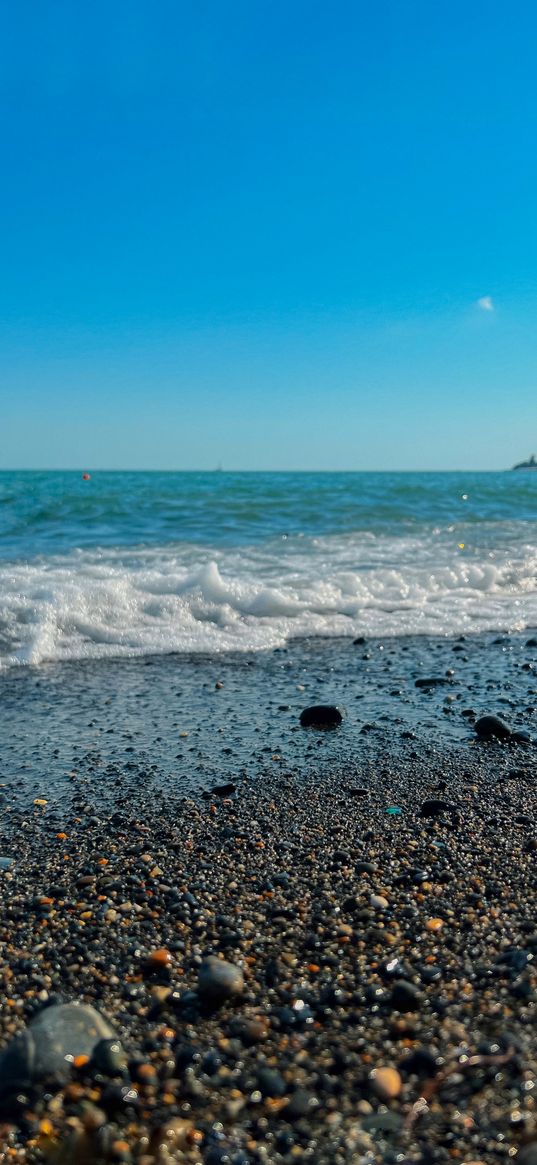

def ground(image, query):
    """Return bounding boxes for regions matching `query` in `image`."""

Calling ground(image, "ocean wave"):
[1,530,537,667]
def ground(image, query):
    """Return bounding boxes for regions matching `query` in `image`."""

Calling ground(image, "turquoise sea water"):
[0,471,536,665]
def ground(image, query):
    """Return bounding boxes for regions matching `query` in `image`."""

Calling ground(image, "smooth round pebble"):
[389,980,421,1012]
[144,948,173,972]
[299,704,345,728]
[198,956,244,1002]
[475,714,511,740]
[370,1066,402,1100]
[0,1003,116,1099]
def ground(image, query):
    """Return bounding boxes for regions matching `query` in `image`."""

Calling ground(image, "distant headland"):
[512,454,537,470]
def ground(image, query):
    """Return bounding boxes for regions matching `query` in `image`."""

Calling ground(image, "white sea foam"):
[1,529,536,667]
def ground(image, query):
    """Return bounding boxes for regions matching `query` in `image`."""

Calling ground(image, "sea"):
[1,470,536,670]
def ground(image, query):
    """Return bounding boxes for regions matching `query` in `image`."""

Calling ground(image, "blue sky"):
[1,0,536,470]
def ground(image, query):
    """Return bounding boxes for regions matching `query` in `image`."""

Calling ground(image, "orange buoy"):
[82,472,91,481]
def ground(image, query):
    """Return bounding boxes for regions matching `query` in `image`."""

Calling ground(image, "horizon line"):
[0,466,515,474]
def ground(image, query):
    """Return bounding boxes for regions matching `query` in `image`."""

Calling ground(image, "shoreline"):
[1,630,536,805]
[0,634,536,1162]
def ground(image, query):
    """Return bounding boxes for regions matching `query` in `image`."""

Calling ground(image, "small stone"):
[370,894,389,909]
[198,956,244,1002]
[475,715,511,740]
[229,1016,268,1044]
[256,1067,286,1097]
[153,1119,194,1150]
[425,917,444,932]
[389,980,421,1012]
[415,677,450,688]
[362,1111,403,1133]
[144,948,173,976]
[420,799,449,817]
[370,1066,402,1100]
[209,782,236,797]
[299,704,345,729]
[286,1089,318,1118]
[401,1047,438,1076]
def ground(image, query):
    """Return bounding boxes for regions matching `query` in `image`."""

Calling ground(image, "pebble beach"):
[0,633,536,1164]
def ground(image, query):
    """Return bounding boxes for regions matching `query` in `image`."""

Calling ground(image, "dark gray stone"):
[299,705,345,729]
[198,956,244,1002]
[389,980,421,1012]
[256,1067,286,1097]
[420,799,450,817]
[0,1003,116,1097]
[475,714,511,740]
[209,783,236,797]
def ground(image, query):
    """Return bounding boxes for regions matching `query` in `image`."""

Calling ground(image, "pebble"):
[144,948,173,974]
[209,782,237,796]
[256,1067,286,1097]
[370,1066,402,1100]
[299,704,345,728]
[229,1016,268,1044]
[198,956,244,1002]
[475,714,512,739]
[389,980,421,1012]
[425,917,444,932]
[0,1003,116,1100]
[420,798,450,817]
[286,1088,318,1118]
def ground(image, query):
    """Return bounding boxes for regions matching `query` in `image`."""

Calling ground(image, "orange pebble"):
[146,947,172,969]
[73,1054,90,1069]
[370,1066,402,1099]
[426,917,444,932]
[56,832,67,840]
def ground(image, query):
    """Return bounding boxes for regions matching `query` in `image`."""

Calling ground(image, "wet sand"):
[0,634,535,1162]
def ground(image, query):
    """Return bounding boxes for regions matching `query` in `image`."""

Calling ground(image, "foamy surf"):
[1,528,536,667]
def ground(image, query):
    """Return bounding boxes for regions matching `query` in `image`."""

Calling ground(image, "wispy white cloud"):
[477,295,494,312]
